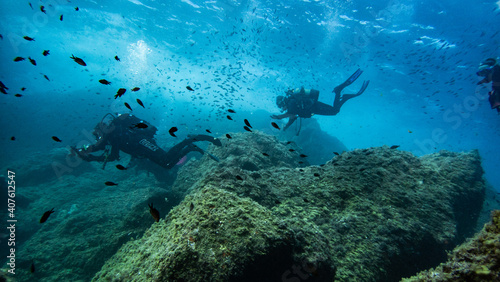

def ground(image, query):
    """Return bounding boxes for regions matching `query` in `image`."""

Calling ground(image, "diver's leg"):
[333,68,363,94]
[332,80,370,112]
[311,102,340,116]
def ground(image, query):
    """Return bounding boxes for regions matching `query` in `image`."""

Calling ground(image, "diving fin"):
[356,80,370,96]
[346,68,363,85]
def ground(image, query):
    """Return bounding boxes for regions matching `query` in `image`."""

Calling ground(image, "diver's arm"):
[271,113,295,119]
[283,116,297,131]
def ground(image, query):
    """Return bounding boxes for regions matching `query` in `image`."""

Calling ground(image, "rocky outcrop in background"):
[94,132,486,281]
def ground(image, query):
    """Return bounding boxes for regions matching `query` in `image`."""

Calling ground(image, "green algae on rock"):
[402,209,500,281]
[92,186,325,281]
[94,144,485,281]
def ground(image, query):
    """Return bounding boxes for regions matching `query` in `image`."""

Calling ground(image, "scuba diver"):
[271,68,369,134]
[476,57,500,113]
[71,113,222,169]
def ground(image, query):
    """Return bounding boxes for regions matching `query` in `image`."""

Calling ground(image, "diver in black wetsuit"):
[477,57,500,113]
[71,113,221,169]
[271,69,369,133]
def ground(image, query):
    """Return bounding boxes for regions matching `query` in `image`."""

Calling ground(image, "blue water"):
[0,0,499,192]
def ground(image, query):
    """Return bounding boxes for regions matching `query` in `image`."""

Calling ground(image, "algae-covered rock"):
[92,186,330,281]
[171,131,308,196]
[95,144,485,282]
[402,209,500,281]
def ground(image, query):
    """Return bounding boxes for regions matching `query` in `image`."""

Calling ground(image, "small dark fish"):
[314,173,320,177]
[43,74,50,81]
[23,36,35,41]
[190,202,194,211]
[10,136,15,141]
[186,86,194,91]
[289,149,295,152]
[114,55,120,61]
[75,7,79,11]
[225,134,232,139]
[169,127,178,137]
[359,168,366,172]
[131,87,140,92]
[271,122,280,130]
[303,198,309,203]
[21,87,26,91]
[0,34,2,40]
[70,55,86,66]
[333,152,340,156]
[42,50,50,56]
[244,119,252,128]
[60,14,63,21]
[114,88,126,99]
[105,181,118,186]
[40,5,46,13]
[275,200,281,205]
[115,164,127,170]
[28,57,36,66]
[30,261,35,273]
[236,175,243,180]
[243,126,252,132]
[136,99,145,108]
[262,152,269,157]
[206,129,212,133]
[29,2,33,9]
[14,57,25,62]
[148,203,160,222]
[0,81,7,89]
[132,122,148,129]
[286,141,292,145]
[299,154,307,158]
[228,109,236,113]
[14,94,22,97]
[99,79,111,85]
[39,208,54,223]
[51,136,62,142]
[0,88,7,94]
[124,102,132,111]
[390,145,400,149]
[226,115,233,120]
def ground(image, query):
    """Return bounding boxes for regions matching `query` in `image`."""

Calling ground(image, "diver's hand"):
[71,146,89,160]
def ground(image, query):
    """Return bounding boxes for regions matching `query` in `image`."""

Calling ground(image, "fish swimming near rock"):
[30,260,35,273]
[51,136,62,142]
[244,126,252,132]
[70,55,86,66]
[136,98,145,108]
[390,145,400,149]
[39,208,54,223]
[131,122,148,129]
[115,164,127,170]
[148,203,160,222]
[115,88,126,99]
[169,127,178,137]
[225,134,232,139]
[99,79,111,85]
[105,181,118,186]
[244,119,252,128]
[271,122,280,130]
[124,102,132,111]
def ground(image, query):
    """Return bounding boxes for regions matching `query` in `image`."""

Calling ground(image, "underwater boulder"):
[94,140,486,282]
[402,210,500,281]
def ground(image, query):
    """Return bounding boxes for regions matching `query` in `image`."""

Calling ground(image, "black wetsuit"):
[76,114,220,169]
[489,65,500,112]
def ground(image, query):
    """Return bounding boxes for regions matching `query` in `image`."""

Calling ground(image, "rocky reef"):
[402,210,500,281]
[94,131,486,281]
